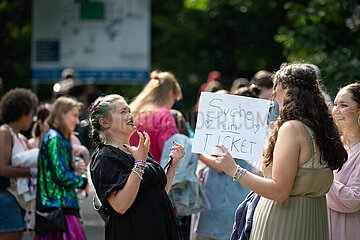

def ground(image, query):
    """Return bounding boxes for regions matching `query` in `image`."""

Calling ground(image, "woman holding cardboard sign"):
[215,63,347,240]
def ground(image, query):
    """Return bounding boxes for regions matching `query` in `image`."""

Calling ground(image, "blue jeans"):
[0,190,26,232]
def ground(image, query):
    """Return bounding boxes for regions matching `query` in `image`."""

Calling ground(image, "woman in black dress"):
[89,94,185,240]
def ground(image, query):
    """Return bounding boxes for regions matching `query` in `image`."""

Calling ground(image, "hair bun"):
[150,71,161,81]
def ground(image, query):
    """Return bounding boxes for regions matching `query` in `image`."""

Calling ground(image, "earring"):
[358,115,360,126]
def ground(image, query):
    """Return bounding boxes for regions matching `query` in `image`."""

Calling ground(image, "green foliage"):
[275,0,360,97]
[0,0,32,91]
[5,0,358,109]
[103,84,142,102]
[152,0,286,110]
[185,0,210,10]
[1,0,287,109]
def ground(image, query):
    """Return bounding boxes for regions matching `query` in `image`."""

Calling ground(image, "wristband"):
[132,168,143,180]
[135,159,146,165]
[235,169,247,182]
[232,165,241,181]
[134,162,146,168]
[133,166,145,174]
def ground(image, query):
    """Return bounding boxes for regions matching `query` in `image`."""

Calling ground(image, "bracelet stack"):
[236,169,247,182]
[132,160,146,180]
[232,165,241,181]
[233,165,247,182]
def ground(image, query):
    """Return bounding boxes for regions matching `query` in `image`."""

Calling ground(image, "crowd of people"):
[0,64,359,240]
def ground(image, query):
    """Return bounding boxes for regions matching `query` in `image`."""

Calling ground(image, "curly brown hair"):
[263,63,347,170]
[0,88,38,123]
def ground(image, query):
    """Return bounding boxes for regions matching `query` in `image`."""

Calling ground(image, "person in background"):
[193,89,254,240]
[249,70,273,100]
[193,71,222,112]
[29,104,51,149]
[215,63,347,239]
[230,78,249,94]
[232,85,260,98]
[35,96,88,240]
[308,64,333,107]
[53,68,86,107]
[130,70,182,163]
[0,88,38,240]
[161,109,212,240]
[327,82,360,240]
[89,94,185,240]
[33,103,89,203]
[71,134,90,202]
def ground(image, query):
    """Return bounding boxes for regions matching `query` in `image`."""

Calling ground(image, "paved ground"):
[23,186,104,240]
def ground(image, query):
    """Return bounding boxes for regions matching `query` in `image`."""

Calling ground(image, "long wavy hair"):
[130,71,182,122]
[263,63,347,170]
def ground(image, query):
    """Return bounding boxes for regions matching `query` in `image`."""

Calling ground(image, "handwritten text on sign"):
[192,92,270,162]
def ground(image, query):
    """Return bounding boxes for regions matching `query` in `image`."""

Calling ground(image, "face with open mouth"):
[110,100,137,135]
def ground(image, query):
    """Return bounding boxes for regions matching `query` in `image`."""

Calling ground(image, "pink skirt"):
[35,215,86,240]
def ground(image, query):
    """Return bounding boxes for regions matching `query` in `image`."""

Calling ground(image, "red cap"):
[207,71,221,82]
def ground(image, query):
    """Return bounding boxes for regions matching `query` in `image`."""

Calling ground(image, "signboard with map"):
[31,0,150,84]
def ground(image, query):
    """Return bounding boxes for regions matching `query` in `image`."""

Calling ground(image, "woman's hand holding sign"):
[216,144,241,178]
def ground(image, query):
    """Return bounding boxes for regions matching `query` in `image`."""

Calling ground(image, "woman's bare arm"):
[216,121,304,202]
[198,154,223,173]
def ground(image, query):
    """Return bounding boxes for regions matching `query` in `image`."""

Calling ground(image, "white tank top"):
[4,124,28,157]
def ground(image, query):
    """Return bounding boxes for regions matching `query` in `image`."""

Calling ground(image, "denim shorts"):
[0,190,26,232]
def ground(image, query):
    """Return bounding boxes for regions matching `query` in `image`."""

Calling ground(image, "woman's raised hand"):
[124,131,150,161]
[169,141,185,167]
[215,144,238,177]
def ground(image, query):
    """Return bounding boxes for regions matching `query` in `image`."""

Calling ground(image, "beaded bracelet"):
[132,168,143,180]
[133,166,145,174]
[135,162,146,170]
[135,160,146,165]
[232,165,241,181]
[135,162,146,168]
[235,169,247,182]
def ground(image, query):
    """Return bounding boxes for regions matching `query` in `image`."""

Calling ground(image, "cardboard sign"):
[192,92,270,162]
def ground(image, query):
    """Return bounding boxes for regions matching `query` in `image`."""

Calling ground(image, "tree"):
[0,0,32,91]
[152,0,287,110]
[275,0,360,97]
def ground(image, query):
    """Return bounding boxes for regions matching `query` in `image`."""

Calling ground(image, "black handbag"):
[93,193,110,222]
[35,208,66,234]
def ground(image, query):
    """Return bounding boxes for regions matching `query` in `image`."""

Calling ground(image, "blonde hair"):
[130,71,182,122]
[46,97,82,142]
